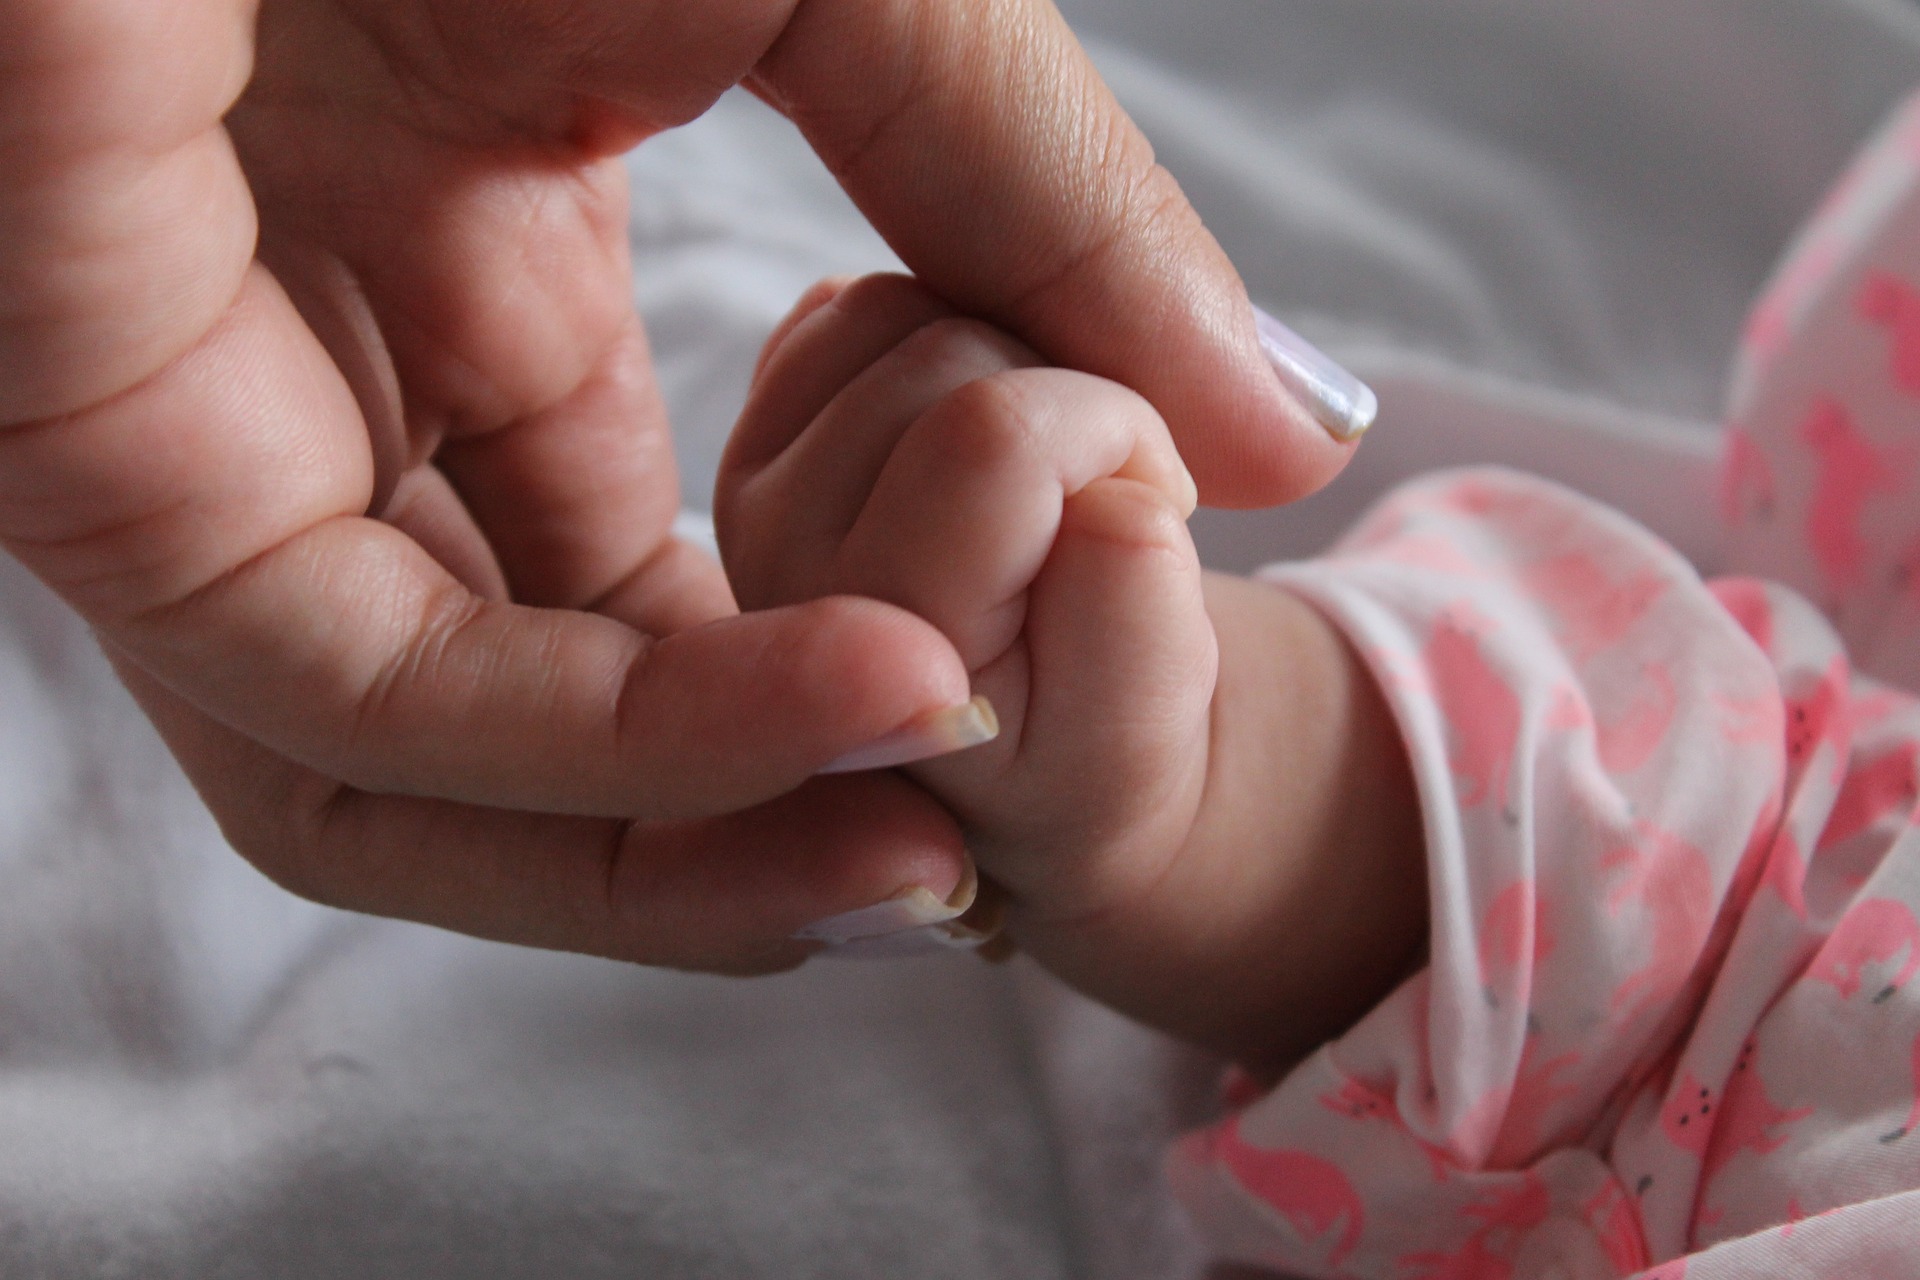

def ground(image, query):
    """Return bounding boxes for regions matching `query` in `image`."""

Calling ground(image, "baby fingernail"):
[1253,305,1378,442]
[817,695,999,775]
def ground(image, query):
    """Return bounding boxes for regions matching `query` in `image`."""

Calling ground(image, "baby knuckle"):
[893,315,1036,383]
[833,272,943,322]
[712,511,786,607]
[920,372,1044,468]
[1064,477,1193,553]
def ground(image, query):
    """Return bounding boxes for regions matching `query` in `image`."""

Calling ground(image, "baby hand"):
[718,275,1423,1066]
[719,271,1212,899]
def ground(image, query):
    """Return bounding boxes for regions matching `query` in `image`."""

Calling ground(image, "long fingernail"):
[1253,305,1378,442]
[817,695,998,774]
[794,860,1008,958]
[794,859,974,947]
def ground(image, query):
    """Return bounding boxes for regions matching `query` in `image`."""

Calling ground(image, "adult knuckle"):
[338,582,489,785]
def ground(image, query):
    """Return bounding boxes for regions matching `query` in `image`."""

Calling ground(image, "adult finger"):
[0,267,973,820]
[114,658,973,974]
[433,318,688,612]
[751,0,1362,506]
[381,463,511,602]
[0,0,256,425]
[251,158,737,637]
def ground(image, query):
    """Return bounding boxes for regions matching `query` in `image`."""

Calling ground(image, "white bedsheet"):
[4,2,1918,1275]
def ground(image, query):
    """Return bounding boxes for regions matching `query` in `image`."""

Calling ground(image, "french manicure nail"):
[817,695,999,775]
[791,859,983,940]
[793,883,968,945]
[1253,305,1379,442]
[793,858,1004,959]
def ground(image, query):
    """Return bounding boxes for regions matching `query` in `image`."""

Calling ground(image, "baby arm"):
[716,274,1424,1068]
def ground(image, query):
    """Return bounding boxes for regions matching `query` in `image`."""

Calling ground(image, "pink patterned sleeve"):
[1719,88,1920,694]
[1168,84,1920,1276]
[1167,467,1920,1278]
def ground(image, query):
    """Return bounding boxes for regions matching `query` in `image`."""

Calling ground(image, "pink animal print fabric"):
[1170,92,1920,1279]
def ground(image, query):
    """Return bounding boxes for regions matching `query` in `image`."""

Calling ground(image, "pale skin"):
[0,0,1353,973]
[720,275,1427,1068]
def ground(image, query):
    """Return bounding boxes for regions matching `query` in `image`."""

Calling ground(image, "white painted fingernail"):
[812,921,993,959]
[1253,305,1378,442]
[793,859,1006,958]
[794,884,970,945]
[817,695,998,774]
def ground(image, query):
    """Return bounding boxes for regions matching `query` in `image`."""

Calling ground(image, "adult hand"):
[0,0,1352,971]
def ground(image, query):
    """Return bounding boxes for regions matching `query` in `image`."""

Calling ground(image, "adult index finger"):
[115,659,975,974]
[751,0,1363,508]
[0,267,976,822]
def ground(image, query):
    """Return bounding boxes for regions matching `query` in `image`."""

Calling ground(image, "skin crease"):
[721,276,1425,1068]
[0,0,1353,971]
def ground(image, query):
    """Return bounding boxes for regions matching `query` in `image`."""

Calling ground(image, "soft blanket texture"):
[4,2,1919,1275]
